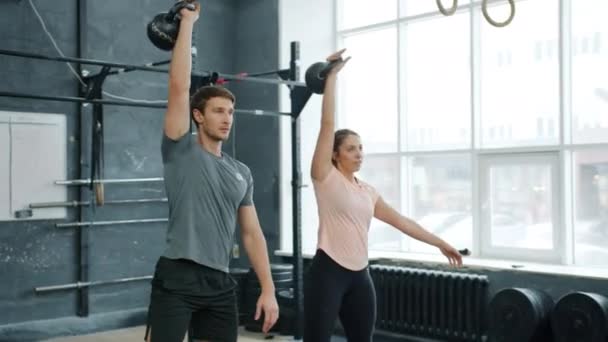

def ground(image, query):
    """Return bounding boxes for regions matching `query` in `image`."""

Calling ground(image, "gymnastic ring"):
[482,0,515,28]
[95,183,105,206]
[436,0,458,16]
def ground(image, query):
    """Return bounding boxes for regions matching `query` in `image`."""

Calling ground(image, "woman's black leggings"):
[304,249,376,342]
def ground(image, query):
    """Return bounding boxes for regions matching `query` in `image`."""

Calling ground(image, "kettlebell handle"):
[304,58,344,94]
[318,58,343,79]
[167,1,196,21]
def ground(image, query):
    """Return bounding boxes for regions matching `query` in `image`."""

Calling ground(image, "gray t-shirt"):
[160,132,253,273]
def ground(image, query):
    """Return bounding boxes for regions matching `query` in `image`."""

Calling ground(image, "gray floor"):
[43,325,347,342]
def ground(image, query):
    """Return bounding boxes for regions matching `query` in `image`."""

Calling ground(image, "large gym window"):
[322,0,608,268]
[571,0,608,144]
[479,0,559,148]
[339,27,399,153]
[479,152,561,263]
[400,11,471,151]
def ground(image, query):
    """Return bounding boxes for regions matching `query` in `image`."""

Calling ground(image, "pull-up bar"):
[0,48,306,87]
[0,91,293,118]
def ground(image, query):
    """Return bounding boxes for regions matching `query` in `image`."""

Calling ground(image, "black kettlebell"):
[147,1,196,51]
[305,58,343,94]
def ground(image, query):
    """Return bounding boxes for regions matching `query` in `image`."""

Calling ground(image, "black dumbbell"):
[147,1,196,51]
[305,58,343,94]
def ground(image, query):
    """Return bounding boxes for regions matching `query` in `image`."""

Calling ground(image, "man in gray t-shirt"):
[160,132,255,273]
[145,3,278,342]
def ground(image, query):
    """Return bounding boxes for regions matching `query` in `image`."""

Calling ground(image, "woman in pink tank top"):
[303,50,464,342]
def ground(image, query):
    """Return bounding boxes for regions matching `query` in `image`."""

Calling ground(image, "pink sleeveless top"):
[312,167,380,270]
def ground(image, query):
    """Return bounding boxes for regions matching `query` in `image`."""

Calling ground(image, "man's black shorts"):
[145,257,238,342]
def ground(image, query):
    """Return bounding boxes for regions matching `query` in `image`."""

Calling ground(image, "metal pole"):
[106,59,170,76]
[30,198,168,208]
[55,218,168,228]
[289,41,304,340]
[240,68,289,77]
[234,108,292,117]
[0,91,161,108]
[0,48,307,87]
[0,91,165,108]
[35,275,153,293]
[0,48,168,74]
[54,177,164,186]
[218,72,303,87]
[76,0,89,317]
[0,91,294,117]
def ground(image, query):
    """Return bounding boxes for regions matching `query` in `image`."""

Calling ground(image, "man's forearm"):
[169,19,194,89]
[242,230,275,294]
